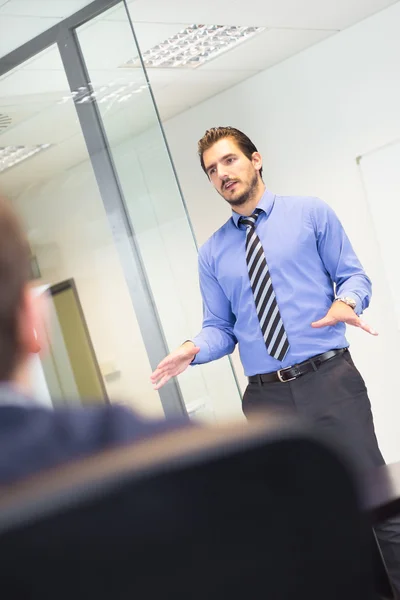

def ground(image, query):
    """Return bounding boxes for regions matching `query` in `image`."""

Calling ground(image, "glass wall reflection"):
[0,45,164,417]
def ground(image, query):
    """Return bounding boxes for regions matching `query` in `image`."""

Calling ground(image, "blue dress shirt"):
[192,189,371,376]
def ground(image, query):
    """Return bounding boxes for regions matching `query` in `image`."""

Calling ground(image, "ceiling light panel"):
[0,144,52,173]
[0,113,12,132]
[121,24,266,69]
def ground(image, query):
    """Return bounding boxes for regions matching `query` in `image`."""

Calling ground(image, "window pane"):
[0,0,94,57]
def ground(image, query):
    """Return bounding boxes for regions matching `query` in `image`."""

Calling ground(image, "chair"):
[362,461,400,600]
[0,415,376,599]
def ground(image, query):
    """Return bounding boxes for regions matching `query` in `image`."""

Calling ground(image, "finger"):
[150,366,171,382]
[153,356,173,373]
[153,374,171,391]
[357,319,378,336]
[311,317,335,328]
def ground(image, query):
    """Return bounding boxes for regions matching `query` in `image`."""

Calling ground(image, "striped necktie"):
[240,209,289,362]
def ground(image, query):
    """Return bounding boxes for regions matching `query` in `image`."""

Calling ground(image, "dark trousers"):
[243,350,400,597]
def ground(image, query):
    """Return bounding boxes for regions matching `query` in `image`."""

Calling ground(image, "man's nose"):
[217,165,228,180]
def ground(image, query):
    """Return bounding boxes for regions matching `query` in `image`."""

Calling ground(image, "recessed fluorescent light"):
[0,113,12,132]
[120,24,266,69]
[0,144,52,174]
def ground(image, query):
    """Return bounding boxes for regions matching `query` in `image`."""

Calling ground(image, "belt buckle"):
[277,366,297,383]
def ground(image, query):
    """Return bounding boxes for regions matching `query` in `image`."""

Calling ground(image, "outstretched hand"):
[311,301,378,336]
[150,342,200,390]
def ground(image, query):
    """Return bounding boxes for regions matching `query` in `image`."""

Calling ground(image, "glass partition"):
[0,0,243,422]
[0,44,164,417]
[76,1,243,421]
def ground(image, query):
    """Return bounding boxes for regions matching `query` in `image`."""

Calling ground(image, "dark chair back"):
[0,417,375,599]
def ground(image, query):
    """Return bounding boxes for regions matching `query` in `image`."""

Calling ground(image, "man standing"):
[151,126,400,593]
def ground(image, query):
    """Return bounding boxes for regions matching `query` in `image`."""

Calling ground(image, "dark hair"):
[0,196,31,380]
[198,126,263,179]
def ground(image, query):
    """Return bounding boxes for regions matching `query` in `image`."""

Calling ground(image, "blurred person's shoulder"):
[0,390,190,485]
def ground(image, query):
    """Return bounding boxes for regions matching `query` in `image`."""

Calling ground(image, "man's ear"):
[251,151,263,173]
[19,284,49,355]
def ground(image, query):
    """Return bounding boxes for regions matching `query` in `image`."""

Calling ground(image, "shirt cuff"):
[189,336,211,365]
[340,291,363,316]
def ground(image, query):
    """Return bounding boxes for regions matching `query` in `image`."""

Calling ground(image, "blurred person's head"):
[0,196,45,392]
[198,127,265,210]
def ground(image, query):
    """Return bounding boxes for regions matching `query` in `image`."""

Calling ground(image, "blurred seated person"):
[0,196,188,485]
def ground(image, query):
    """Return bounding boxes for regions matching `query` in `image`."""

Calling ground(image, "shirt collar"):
[231,188,276,228]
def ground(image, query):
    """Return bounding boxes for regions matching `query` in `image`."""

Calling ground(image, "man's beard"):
[223,171,259,207]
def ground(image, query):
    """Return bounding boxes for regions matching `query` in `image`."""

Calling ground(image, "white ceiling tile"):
[0,16,60,57]
[70,66,182,97]
[21,45,63,71]
[0,102,54,133]
[157,103,184,121]
[155,69,258,112]
[126,0,398,30]
[0,99,52,117]
[95,3,126,22]
[86,68,145,89]
[0,100,78,146]
[77,19,141,71]
[78,1,125,23]
[201,28,335,71]
[0,131,88,199]
[0,90,60,106]
[0,68,69,98]
[0,0,91,18]
[92,0,186,50]
[142,68,183,89]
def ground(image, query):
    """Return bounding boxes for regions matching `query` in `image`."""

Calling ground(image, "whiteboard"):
[358,140,400,328]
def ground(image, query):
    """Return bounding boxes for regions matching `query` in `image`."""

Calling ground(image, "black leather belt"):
[248,348,348,384]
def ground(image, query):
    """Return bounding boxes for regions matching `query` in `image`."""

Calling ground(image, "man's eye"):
[209,168,216,175]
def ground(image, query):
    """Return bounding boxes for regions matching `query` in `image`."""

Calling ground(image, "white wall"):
[359,141,400,330]
[164,2,400,461]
